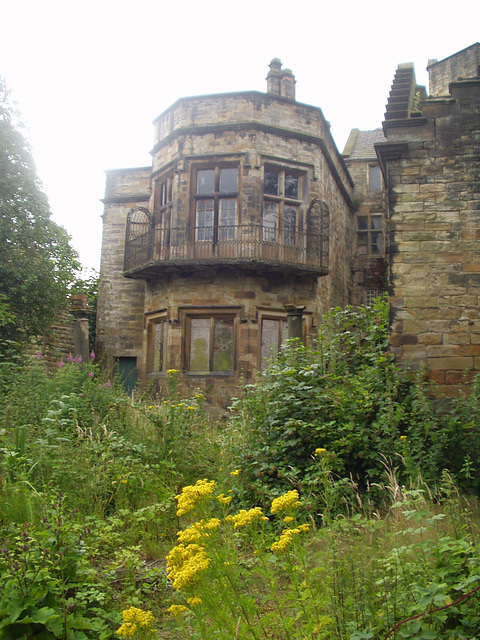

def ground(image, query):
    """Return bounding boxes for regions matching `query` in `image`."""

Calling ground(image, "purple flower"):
[34,351,42,360]
[74,356,83,364]
[105,382,111,388]
[88,371,94,377]
[90,351,95,360]
[67,355,73,362]
[57,361,64,367]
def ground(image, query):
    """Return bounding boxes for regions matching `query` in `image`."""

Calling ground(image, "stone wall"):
[379,75,480,394]
[428,43,480,97]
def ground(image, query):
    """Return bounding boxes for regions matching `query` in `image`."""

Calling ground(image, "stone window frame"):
[356,213,384,256]
[262,163,306,246]
[190,161,241,243]
[258,309,289,370]
[146,311,168,374]
[365,289,380,306]
[152,171,174,247]
[368,164,383,192]
[181,307,240,376]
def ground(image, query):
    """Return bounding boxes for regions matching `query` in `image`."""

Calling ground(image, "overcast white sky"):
[1,0,478,272]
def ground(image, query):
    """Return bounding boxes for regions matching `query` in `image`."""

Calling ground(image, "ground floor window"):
[147,316,167,373]
[260,316,288,369]
[187,314,235,373]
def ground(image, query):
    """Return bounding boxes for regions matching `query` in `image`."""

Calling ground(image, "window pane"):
[371,232,382,254]
[370,216,382,230]
[261,318,287,369]
[153,321,166,371]
[196,200,214,241]
[357,232,368,255]
[284,206,297,245]
[264,171,279,196]
[220,168,238,193]
[219,199,236,239]
[197,170,215,195]
[159,182,168,206]
[357,216,368,230]
[285,174,298,199]
[189,318,210,371]
[213,318,234,372]
[263,202,278,241]
[369,165,382,191]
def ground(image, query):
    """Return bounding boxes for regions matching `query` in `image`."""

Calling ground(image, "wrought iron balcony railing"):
[124,224,329,276]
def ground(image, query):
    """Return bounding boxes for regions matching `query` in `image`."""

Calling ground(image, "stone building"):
[97,44,479,403]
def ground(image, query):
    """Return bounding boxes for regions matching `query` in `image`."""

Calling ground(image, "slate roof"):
[342,128,386,159]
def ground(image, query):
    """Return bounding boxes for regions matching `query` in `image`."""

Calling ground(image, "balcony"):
[124,223,329,278]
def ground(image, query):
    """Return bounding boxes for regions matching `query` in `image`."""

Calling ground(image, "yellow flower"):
[225,507,264,529]
[166,543,211,590]
[270,524,309,554]
[283,516,294,524]
[315,447,327,456]
[167,604,190,617]
[166,369,179,375]
[230,469,241,476]
[216,493,233,506]
[147,405,154,410]
[400,435,407,441]
[187,596,202,606]
[177,518,221,544]
[175,479,216,517]
[270,490,302,515]
[187,406,196,411]
[117,607,155,637]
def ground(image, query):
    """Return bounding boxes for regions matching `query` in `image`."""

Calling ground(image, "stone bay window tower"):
[97,60,355,406]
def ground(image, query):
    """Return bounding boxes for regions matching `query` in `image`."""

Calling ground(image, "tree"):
[0,77,79,350]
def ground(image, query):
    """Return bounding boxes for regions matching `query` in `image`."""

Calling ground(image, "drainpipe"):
[285,305,305,341]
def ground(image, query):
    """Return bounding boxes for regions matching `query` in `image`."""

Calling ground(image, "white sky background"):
[1,0,478,273]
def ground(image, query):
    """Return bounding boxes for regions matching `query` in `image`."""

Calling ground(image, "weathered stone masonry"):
[97,45,479,404]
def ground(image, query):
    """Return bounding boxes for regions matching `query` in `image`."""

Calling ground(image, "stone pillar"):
[70,295,92,363]
[285,305,305,341]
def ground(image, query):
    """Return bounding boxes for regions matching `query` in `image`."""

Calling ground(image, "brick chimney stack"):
[281,68,296,100]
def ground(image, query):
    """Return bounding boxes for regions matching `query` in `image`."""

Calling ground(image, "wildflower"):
[216,493,233,506]
[148,405,154,409]
[57,361,64,367]
[88,371,94,377]
[117,606,155,637]
[283,516,294,524]
[315,447,327,457]
[270,523,309,554]
[226,507,264,529]
[230,469,241,476]
[270,490,302,515]
[400,435,407,441]
[187,406,195,411]
[187,596,202,606]
[105,381,111,388]
[34,351,42,359]
[163,400,169,404]
[74,356,83,363]
[167,604,190,617]
[177,518,221,544]
[175,479,216,517]
[90,351,95,359]
[67,355,73,362]
[166,543,211,590]
[167,369,179,375]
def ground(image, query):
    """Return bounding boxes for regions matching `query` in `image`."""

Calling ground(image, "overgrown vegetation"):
[1,299,480,639]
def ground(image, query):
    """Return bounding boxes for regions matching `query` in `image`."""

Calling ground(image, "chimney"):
[266,58,282,95]
[281,68,296,100]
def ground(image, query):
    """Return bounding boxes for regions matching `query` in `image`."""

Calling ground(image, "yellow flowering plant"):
[116,607,156,639]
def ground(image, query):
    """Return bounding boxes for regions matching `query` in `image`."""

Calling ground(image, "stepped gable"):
[384,64,417,120]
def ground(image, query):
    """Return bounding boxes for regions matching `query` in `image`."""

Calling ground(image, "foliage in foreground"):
[1,301,480,639]
[228,296,480,512]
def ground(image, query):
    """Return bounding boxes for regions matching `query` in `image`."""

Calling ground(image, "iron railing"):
[124,224,329,274]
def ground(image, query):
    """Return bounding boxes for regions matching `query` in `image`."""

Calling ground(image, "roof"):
[342,128,386,159]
